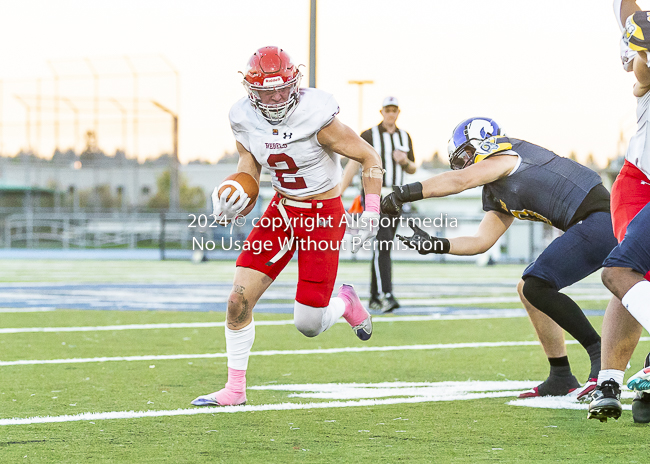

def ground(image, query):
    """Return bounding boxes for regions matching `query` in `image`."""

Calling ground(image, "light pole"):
[151,100,179,212]
[110,98,128,155]
[309,0,317,88]
[124,56,139,161]
[84,58,100,138]
[47,61,60,150]
[348,80,374,133]
[13,95,32,152]
[61,98,80,152]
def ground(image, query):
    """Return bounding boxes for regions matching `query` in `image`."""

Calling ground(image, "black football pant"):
[370,214,400,298]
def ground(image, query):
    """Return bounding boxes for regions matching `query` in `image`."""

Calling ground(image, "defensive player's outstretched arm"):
[235,141,263,183]
[317,118,382,196]
[420,155,517,199]
[398,211,514,256]
[447,211,514,255]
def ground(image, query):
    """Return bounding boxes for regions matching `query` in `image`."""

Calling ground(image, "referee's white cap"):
[382,96,399,108]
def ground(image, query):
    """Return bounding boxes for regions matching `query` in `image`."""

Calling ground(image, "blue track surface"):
[0,282,607,316]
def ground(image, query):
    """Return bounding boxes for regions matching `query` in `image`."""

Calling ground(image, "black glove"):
[380,183,424,216]
[397,219,450,255]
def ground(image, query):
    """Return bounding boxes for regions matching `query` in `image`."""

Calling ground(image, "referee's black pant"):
[370,214,400,298]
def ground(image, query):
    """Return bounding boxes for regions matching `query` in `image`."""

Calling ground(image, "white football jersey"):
[627,89,650,179]
[229,88,343,197]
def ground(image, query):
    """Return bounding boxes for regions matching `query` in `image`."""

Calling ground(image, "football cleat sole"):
[190,391,247,407]
[587,405,622,422]
[351,316,373,341]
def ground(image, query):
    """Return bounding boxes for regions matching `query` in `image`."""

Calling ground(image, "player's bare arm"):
[339,159,360,196]
[398,210,513,256]
[620,0,640,24]
[420,154,518,199]
[317,117,383,196]
[447,211,514,255]
[235,141,262,182]
[633,51,650,95]
[210,142,262,222]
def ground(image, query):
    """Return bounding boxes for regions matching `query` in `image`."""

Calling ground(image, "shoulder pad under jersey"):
[474,136,513,163]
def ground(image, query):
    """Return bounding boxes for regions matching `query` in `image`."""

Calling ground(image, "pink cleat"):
[338,284,372,341]
[191,368,247,406]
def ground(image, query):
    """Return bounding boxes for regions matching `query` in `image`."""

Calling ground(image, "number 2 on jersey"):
[267,153,307,189]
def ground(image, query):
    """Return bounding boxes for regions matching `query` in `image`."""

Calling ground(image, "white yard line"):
[5,379,618,426]
[508,390,637,410]
[0,393,516,426]
[400,294,611,306]
[0,379,537,426]
[0,338,631,367]
[0,341,548,366]
[0,311,528,334]
[2,337,647,367]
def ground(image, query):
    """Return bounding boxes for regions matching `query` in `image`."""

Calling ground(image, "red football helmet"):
[242,46,302,124]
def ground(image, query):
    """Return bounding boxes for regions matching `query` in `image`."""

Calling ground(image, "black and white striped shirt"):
[360,124,415,187]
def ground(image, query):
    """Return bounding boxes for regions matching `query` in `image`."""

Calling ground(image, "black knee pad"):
[522,276,556,307]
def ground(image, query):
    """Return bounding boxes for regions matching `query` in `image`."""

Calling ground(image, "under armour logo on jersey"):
[283,132,292,139]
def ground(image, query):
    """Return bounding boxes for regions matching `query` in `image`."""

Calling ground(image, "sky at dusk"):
[0,0,645,166]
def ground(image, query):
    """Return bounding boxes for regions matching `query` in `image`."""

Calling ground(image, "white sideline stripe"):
[0,312,527,334]
[0,307,55,313]
[2,337,649,367]
[0,391,519,426]
[401,294,611,306]
[0,341,543,366]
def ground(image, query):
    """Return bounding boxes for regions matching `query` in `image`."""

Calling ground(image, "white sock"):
[225,320,255,370]
[622,281,650,332]
[597,369,625,387]
[322,297,346,332]
[294,299,345,337]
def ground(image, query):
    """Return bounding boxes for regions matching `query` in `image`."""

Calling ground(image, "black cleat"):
[632,352,650,424]
[368,296,383,311]
[632,391,650,424]
[382,293,400,313]
[518,374,580,398]
[588,380,622,422]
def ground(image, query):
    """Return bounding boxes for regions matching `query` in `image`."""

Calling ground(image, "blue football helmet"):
[447,117,505,170]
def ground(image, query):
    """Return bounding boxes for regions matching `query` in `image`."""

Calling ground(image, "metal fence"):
[0,206,550,264]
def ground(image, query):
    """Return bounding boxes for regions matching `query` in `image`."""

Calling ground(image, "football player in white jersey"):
[191,46,384,407]
[588,0,650,423]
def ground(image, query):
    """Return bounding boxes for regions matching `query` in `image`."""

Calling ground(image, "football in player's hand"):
[218,172,259,216]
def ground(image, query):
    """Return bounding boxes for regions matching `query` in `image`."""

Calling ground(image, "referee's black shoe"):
[368,296,383,312]
[588,379,622,422]
[382,293,400,313]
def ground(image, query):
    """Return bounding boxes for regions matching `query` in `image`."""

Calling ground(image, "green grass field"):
[1,260,649,463]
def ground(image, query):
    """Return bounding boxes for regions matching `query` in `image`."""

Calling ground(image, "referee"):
[341,96,416,312]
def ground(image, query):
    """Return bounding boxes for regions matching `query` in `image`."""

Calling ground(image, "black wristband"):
[432,237,451,254]
[393,182,423,202]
